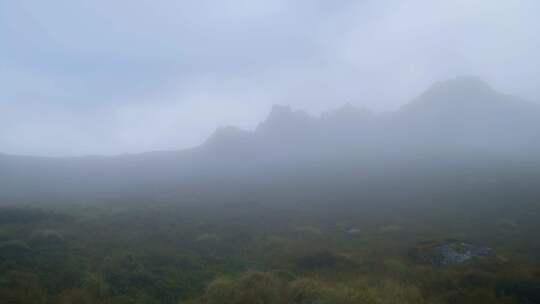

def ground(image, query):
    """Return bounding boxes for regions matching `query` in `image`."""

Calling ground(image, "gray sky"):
[1,0,539,156]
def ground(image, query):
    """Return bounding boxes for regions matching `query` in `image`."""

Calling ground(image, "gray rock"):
[347,228,362,235]
[428,242,495,266]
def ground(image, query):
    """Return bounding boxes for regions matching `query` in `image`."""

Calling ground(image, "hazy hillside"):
[1,77,540,203]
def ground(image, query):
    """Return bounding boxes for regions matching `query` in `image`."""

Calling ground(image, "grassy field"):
[1,192,540,304]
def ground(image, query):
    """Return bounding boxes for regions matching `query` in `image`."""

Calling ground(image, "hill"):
[1,77,539,203]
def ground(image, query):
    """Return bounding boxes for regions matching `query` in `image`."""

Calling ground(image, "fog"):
[3,2,540,304]
[2,0,540,156]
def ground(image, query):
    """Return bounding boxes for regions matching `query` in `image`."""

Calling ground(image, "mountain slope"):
[396,77,540,141]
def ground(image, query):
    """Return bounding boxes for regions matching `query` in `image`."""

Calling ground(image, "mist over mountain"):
[1,77,540,203]
[207,76,540,155]
[5,1,540,302]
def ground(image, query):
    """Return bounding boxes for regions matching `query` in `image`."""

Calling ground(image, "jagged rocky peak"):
[204,126,251,148]
[256,104,316,135]
[266,104,312,123]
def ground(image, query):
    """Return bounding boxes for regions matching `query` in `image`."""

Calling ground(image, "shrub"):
[205,272,284,304]
[374,280,425,304]
[290,278,377,304]
[205,277,239,304]
[0,271,48,304]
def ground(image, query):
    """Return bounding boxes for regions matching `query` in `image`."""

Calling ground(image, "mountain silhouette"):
[205,76,540,151]
[1,77,539,202]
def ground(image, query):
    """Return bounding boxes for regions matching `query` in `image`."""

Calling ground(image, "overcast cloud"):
[1,0,539,156]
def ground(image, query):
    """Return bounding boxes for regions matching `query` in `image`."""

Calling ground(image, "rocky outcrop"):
[413,239,495,266]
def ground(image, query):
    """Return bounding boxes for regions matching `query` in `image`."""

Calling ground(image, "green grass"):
[0,198,539,304]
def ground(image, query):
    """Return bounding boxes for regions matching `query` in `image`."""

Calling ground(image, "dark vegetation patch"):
[0,207,67,224]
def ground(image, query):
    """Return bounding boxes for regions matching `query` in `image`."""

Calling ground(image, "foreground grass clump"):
[290,278,378,304]
[195,272,427,304]
[205,272,284,304]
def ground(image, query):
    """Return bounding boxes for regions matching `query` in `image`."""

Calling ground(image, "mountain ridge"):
[205,76,540,150]
[1,76,539,160]
[1,76,540,202]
